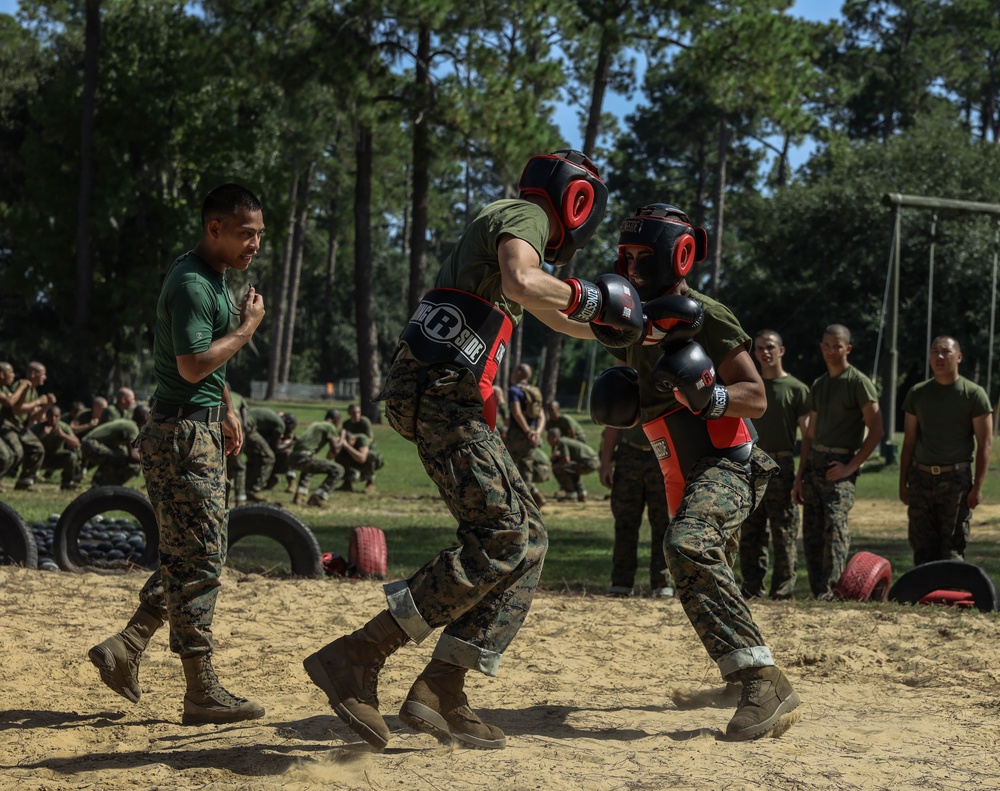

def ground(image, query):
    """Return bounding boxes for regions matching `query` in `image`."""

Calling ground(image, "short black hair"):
[201,183,262,227]
[325,408,341,422]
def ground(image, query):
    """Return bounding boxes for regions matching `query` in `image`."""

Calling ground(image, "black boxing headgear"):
[616,204,708,300]
[518,150,609,266]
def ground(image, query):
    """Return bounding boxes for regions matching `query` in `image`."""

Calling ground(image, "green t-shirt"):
[553,436,597,465]
[248,406,283,440]
[808,366,880,450]
[343,416,373,439]
[554,414,587,442]
[434,199,549,323]
[756,374,810,453]
[230,391,248,425]
[31,421,74,455]
[4,385,37,428]
[293,421,340,455]
[903,376,992,465]
[610,288,751,422]
[152,251,231,407]
[103,405,132,423]
[0,384,15,426]
[86,418,140,447]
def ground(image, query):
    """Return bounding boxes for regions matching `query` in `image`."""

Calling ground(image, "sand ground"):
[2,499,999,791]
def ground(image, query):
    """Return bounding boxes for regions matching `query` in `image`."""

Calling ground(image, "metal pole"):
[925,213,937,380]
[886,203,901,460]
[989,220,999,401]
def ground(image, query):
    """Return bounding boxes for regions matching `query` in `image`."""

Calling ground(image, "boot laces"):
[740,679,763,706]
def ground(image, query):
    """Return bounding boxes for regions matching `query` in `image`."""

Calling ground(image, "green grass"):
[7,407,1000,599]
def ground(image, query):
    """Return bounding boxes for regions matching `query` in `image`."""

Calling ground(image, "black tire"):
[227,504,323,578]
[0,501,38,569]
[349,526,387,579]
[834,551,892,602]
[53,486,159,573]
[887,560,1000,613]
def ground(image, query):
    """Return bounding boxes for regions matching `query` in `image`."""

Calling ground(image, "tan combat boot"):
[292,487,308,506]
[181,654,265,725]
[399,658,506,749]
[725,665,801,740]
[88,603,163,703]
[303,610,408,750]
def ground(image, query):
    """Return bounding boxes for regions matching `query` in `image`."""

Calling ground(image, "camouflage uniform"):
[380,352,547,674]
[739,454,798,599]
[799,448,855,598]
[906,466,972,564]
[609,437,672,593]
[137,416,227,657]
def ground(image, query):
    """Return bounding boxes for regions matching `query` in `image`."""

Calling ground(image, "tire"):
[0,501,38,569]
[349,526,387,579]
[53,486,158,573]
[888,560,1000,613]
[227,504,323,578]
[834,551,892,602]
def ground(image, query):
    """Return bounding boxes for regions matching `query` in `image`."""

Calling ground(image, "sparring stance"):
[303,150,643,750]
[591,204,801,741]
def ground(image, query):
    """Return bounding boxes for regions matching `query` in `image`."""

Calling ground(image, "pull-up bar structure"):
[879,193,1000,453]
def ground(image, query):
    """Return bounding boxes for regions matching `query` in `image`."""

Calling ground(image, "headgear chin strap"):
[518,150,609,266]
[616,204,708,300]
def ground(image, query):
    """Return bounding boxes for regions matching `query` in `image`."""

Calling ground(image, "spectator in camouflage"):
[599,424,673,597]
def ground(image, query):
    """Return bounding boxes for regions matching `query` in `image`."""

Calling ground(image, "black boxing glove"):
[642,294,704,347]
[652,340,729,420]
[563,274,644,348]
[590,366,641,428]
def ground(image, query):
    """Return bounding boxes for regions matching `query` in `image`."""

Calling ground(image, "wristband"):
[561,278,602,323]
[701,385,729,420]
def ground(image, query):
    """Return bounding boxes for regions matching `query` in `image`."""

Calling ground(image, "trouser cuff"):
[717,645,774,679]
[432,633,502,677]
[384,579,433,643]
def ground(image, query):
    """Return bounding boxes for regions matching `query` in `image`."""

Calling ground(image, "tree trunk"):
[73,0,101,393]
[279,162,313,384]
[265,175,297,398]
[709,112,729,296]
[540,22,614,404]
[320,192,339,383]
[408,24,432,315]
[355,124,381,422]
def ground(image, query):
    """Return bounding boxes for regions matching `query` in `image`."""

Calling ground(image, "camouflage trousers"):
[0,426,17,479]
[800,449,856,598]
[552,457,599,495]
[41,447,81,489]
[610,443,672,591]
[137,417,228,658]
[245,429,276,493]
[738,455,798,599]
[336,448,384,484]
[381,357,547,676]
[668,446,777,677]
[1,425,44,483]
[290,450,344,495]
[82,438,140,487]
[226,448,246,502]
[504,426,545,497]
[906,465,972,565]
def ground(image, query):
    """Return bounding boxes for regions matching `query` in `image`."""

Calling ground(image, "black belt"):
[620,438,652,452]
[151,401,226,423]
[915,461,971,475]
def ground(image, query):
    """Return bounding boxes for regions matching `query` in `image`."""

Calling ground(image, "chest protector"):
[642,407,756,516]
[399,288,512,430]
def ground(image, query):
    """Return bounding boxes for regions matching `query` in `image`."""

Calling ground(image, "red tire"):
[834,551,892,602]
[918,589,977,607]
[349,526,387,579]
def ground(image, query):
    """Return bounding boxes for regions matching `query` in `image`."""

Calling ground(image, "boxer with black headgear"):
[589,202,802,743]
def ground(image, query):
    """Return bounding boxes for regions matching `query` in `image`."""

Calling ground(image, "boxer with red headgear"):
[589,203,802,742]
[303,150,642,752]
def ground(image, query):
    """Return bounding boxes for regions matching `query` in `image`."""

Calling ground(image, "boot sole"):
[725,691,802,741]
[399,700,507,750]
[303,652,388,751]
[181,706,266,726]
[88,645,140,704]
